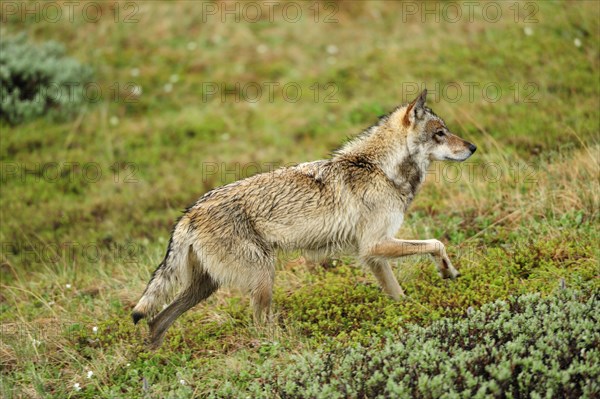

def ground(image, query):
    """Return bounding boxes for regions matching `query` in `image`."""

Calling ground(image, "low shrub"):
[215,290,600,398]
[0,34,93,124]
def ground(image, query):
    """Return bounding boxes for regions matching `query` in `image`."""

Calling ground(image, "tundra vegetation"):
[0,2,598,398]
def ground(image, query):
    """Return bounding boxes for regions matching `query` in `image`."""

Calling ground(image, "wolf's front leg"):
[365,238,460,280]
[362,258,405,300]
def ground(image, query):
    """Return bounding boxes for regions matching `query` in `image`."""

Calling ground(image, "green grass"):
[1,1,599,397]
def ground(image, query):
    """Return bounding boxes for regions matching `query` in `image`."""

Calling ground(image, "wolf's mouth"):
[444,153,472,162]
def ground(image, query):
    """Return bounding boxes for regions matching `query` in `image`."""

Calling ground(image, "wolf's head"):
[401,89,476,162]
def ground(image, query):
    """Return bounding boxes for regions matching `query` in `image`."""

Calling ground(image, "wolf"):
[132,89,476,348]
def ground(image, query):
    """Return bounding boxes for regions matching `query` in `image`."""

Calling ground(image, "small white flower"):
[65,284,72,289]
[256,44,268,54]
[574,38,582,47]
[187,41,197,51]
[179,379,186,385]
[109,116,119,127]
[326,44,339,55]
[130,68,140,77]
[92,326,98,334]
[73,382,81,391]
[131,85,143,96]
[169,74,179,83]
[87,370,94,379]
[32,339,41,347]
[164,83,173,93]
[126,363,131,367]
[523,27,533,36]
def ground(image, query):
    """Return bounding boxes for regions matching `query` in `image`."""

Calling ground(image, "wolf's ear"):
[403,89,427,127]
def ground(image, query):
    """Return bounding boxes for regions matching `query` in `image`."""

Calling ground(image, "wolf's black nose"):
[468,143,477,153]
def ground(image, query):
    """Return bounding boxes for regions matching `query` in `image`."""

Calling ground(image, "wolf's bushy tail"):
[132,237,191,324]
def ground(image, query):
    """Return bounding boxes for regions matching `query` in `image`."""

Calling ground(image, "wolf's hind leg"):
[363,258,405,300]
[148,268,218,348]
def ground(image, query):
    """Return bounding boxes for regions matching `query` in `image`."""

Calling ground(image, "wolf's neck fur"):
[334,106,430,197]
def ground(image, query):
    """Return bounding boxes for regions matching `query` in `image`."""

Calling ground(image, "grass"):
[1,1,599,398]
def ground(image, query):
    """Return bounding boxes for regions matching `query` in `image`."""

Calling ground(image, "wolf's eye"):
[435,130,445,137]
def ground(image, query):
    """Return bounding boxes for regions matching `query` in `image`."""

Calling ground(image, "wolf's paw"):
[437,256,460,279]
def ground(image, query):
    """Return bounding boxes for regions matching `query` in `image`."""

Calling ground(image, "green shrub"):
[0,34,93,124]
[215,290,600,398]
